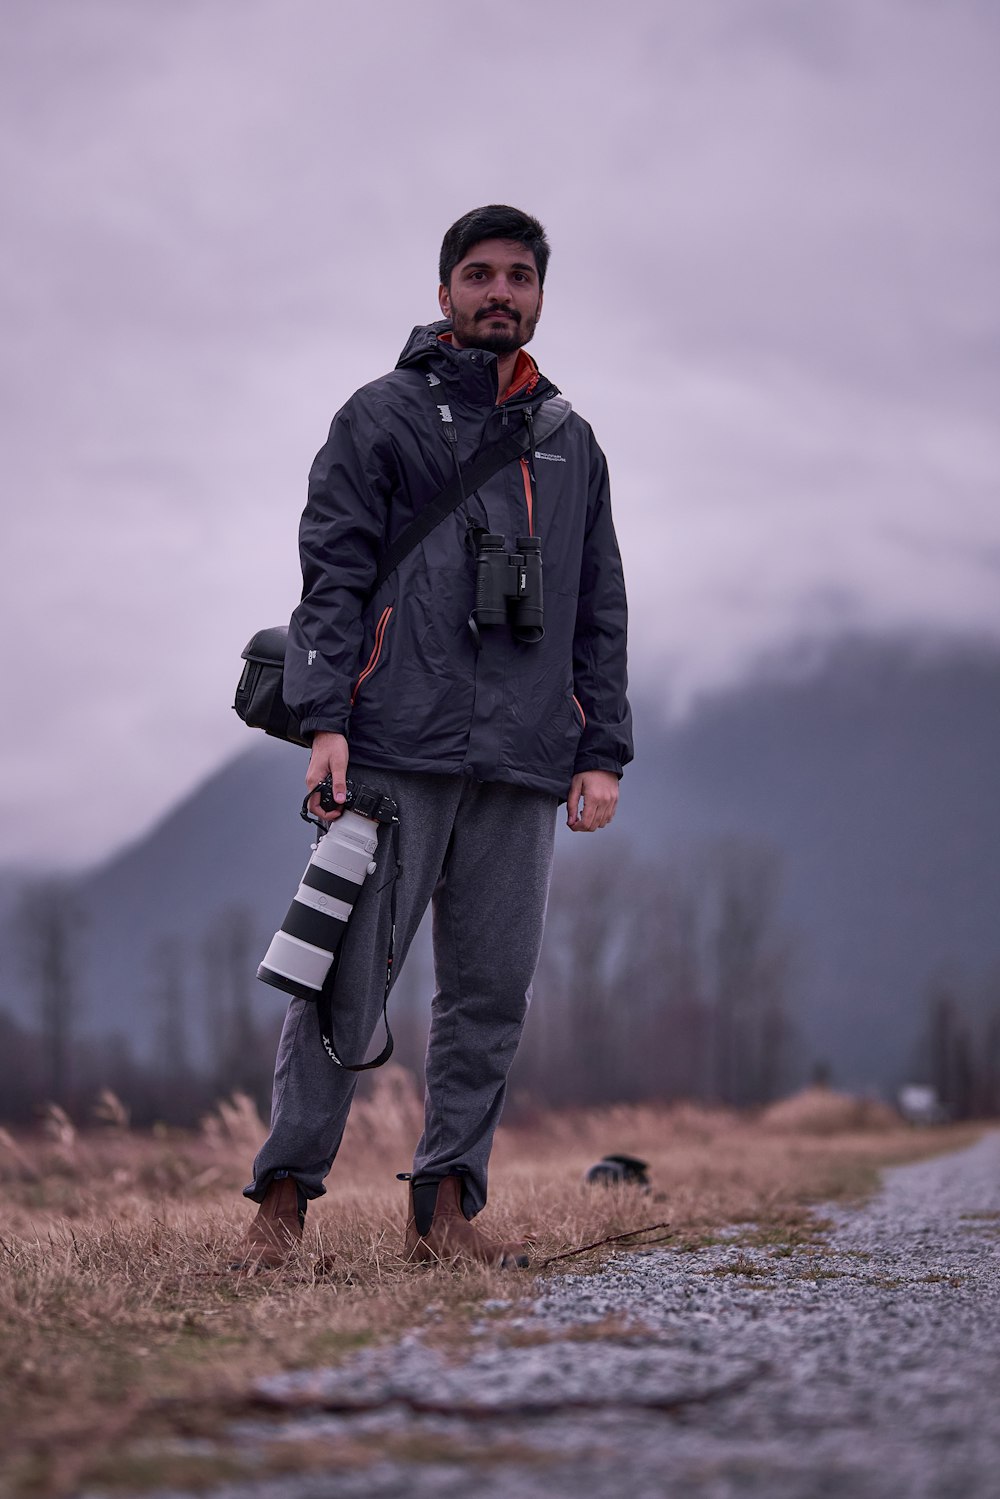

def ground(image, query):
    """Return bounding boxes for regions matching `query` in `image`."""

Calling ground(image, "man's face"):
[439,238,543,356]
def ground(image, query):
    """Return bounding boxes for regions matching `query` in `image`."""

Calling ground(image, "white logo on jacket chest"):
[534,450,566,463]
[307,650,317,665]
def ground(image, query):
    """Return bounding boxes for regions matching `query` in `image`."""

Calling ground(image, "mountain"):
[3,633,999,1093]
[635,635,1000,1084]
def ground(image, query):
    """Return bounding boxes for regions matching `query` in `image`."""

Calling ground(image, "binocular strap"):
[316,817,402,1071]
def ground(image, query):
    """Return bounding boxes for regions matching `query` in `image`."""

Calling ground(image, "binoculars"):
[472,532,544,644]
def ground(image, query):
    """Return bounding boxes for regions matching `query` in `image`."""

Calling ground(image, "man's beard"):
[453,302,539,356]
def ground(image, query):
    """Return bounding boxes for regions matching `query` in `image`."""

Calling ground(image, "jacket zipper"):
[572,694,587,728]
[351,606,393,704]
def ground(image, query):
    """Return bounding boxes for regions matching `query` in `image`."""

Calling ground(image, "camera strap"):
[316,815,402,1071]
[370,391,571,595]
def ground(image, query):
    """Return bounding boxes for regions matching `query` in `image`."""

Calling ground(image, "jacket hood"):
[396,320,453,368]
[395,321,557,406]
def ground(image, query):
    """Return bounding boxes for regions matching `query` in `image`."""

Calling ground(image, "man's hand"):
[305,731,350,821]
[566,770,619,832]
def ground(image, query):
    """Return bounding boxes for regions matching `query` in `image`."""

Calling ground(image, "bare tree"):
[977,1010,1000,1118]
[513,836,793,1112]
[706,840,791,1107]
[0,1010,43,1122]
[973,966,1000,1118]
[150,935,189,1079]
[526,841,640,1105]
[15,878,86,1107]
[925,978,975,1119]
[203,906,270,1107]
[643,881,712,1102]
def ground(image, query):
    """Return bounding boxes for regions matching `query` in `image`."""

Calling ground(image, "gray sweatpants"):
[245,766,557,1217]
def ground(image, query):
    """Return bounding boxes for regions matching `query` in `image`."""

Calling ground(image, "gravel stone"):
[89,1131,1000,1499]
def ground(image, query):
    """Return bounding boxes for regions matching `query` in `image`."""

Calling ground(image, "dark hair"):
[439,205,551,290]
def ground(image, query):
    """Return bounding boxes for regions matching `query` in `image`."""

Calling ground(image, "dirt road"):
[98,1130,1000,1499]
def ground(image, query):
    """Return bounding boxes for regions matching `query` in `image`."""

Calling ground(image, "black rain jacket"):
[284,322,633,799]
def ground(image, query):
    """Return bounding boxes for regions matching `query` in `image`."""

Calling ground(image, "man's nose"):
[488,277,513,302]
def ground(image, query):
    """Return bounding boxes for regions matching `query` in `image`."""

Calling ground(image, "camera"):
[472,532,544,644]
[257,777,398,1001]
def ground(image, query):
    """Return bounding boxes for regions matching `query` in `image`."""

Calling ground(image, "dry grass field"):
[0,1070,980,1498]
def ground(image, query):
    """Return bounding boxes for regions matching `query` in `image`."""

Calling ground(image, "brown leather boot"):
[403,1175,530,1269]
[235,1174,306,1270]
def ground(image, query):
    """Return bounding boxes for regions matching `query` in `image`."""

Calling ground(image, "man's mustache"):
[476,305,521,323]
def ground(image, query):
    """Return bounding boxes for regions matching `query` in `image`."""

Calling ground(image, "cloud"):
[1,0,998,865]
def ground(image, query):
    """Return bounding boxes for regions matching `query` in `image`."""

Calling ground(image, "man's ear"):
[438,282,451,319]
[536,289,544,322]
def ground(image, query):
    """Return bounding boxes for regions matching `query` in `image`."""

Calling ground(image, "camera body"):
[473,532,544,644]
[317,776,397,824]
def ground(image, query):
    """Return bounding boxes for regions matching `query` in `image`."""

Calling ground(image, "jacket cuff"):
[297,715,350,739]
[572,753,623,778]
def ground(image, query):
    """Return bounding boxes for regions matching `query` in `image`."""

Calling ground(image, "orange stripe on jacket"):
[352,606,392,704]
[519,456,534,536]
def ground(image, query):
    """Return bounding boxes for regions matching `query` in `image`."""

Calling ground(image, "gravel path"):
[100,1131,1000,1499]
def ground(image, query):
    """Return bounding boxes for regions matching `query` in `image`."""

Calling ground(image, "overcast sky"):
[2,0,998,870]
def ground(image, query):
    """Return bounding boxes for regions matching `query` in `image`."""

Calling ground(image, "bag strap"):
[316,817,402,1071]
[370,394,571,596]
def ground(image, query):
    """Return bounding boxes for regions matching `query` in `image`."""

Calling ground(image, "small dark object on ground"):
[584,1153,651,1191]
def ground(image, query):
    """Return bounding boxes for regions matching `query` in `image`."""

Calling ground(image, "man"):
[241,205,632,1269]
